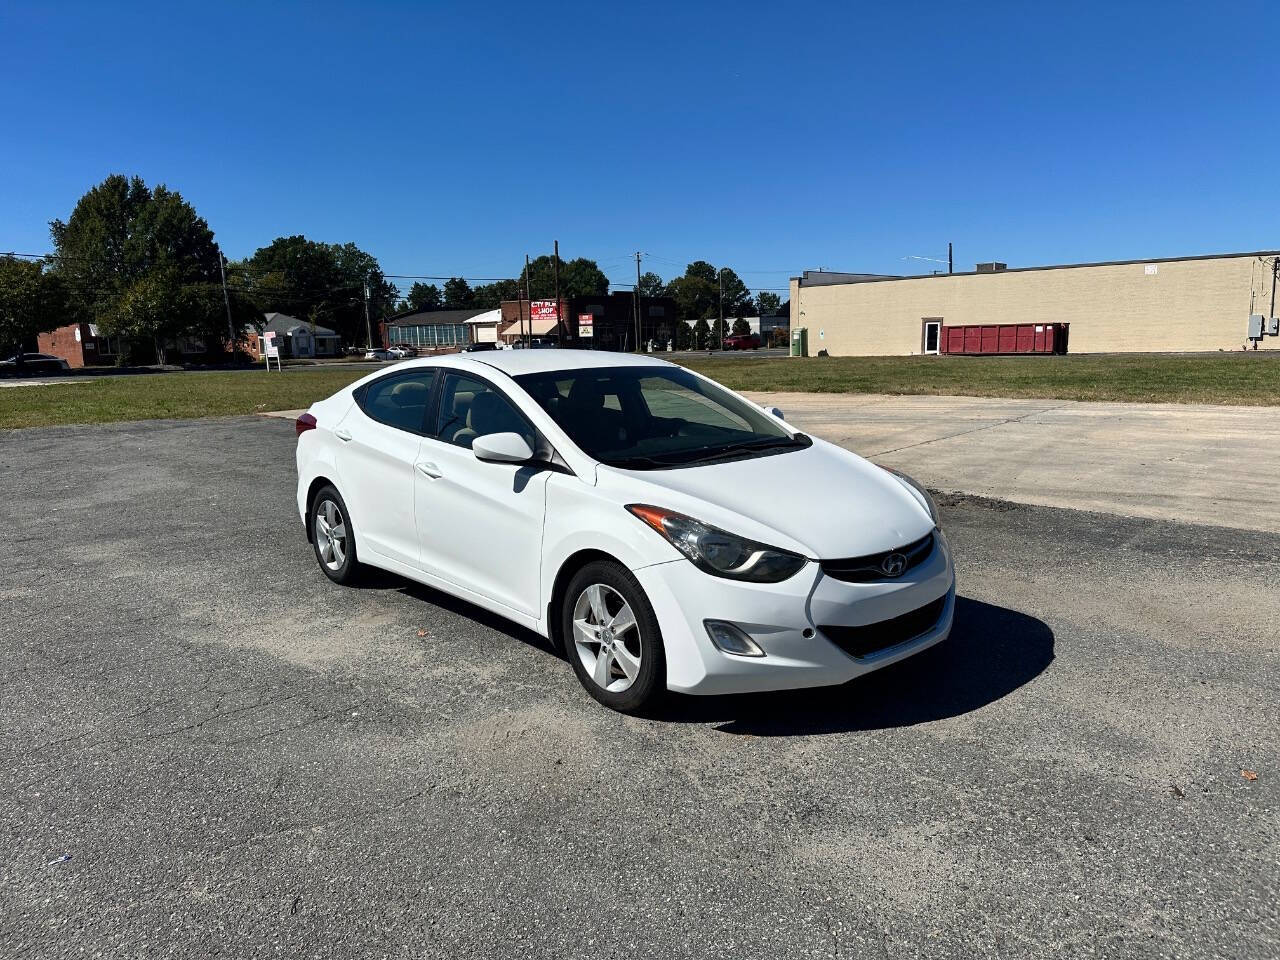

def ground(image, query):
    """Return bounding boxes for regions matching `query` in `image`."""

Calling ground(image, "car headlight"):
[883,467,940,526]
[626,504,808,583]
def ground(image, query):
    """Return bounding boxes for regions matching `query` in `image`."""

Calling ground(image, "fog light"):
[704,620,765,658]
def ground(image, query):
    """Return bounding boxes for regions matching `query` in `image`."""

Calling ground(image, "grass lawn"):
[681,352,1280,405]
[0,369,369,430]
[1,352,1277,429]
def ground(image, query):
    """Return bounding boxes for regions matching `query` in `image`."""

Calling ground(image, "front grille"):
[820,532,935,583]
[819,595,947,660]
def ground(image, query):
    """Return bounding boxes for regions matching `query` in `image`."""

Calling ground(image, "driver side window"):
[434,372,535,450]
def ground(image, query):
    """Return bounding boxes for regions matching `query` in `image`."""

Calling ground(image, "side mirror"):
[472,432,534,464]
[767,406,785,420]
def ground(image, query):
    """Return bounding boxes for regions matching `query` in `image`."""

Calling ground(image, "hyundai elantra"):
[295,351,954,711]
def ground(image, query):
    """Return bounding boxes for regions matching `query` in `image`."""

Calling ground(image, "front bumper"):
[634,529,955,695]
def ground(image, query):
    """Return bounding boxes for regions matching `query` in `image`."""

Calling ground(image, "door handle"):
[416,461,443,479]
[334,428,353,442]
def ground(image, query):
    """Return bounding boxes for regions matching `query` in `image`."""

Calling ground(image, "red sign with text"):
[530,300,560,321]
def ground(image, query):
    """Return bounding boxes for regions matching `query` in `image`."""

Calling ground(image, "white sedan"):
[295,351,954,712]
[364,348,395,361]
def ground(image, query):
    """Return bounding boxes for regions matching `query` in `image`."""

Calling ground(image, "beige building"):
[788,251,1280,355]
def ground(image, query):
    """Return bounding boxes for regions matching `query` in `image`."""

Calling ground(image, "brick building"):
[37,322,125,368]
[500,292,679,350]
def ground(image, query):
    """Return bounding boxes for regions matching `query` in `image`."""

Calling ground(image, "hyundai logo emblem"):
[880,553,907,577]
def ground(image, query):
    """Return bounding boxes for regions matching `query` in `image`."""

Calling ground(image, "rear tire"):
[562,560,665,713]
[310,485,360,585]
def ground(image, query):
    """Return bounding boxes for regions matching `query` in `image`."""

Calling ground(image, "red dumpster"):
[940,323,1068,355]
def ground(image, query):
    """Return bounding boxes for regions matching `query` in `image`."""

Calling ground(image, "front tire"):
[310,485,360,584]
[562,560,665,713]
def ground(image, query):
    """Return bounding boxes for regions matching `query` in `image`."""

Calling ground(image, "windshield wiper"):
[603,434,810,470]
[602,453,689,470]
[679,434,811,465]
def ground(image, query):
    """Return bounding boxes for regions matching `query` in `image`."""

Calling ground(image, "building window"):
[390,324,471,347]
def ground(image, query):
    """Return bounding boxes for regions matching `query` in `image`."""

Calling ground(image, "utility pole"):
[635,251,643,353]
[718,268,725,351]
[948,242,953,275]
[218,253,236,359]
[363,276,373,348]
[552,240,563,343]
[524,256,535,350]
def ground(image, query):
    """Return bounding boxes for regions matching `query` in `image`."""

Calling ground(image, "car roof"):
[404,349,678,378]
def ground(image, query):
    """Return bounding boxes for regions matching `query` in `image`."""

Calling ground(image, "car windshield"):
[514,365,809,469]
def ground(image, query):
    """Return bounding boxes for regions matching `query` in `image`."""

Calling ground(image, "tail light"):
[295,412,317,437]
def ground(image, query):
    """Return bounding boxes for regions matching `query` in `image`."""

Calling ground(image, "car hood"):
[597,438,935,559]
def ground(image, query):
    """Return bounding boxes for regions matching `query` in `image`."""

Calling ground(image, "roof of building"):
[386,307,491,326]
[263,312,338,336]
[794,250,1280,287]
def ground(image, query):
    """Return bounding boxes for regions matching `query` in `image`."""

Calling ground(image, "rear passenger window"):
[434,372,535,450]
[357,371,436,434]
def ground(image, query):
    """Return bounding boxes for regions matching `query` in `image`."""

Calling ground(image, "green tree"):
[756,291,781,316]
[711,317,731,346]
[667,261,718,321]
[520,255,609,300]
[637,271,666,298]
[473,279,519,309]
[0,256,68,361]
[666,261,750,322]
[692,317,710,349]
[49,175,226,358]
[731,317,751,336]
[236,236,395,345]
[673,320,693,350]
[406,282,442,312]
[719,268,751,318]
[443,277,474,309]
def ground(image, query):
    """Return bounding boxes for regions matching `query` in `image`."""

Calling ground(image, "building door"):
[923,320,942,354]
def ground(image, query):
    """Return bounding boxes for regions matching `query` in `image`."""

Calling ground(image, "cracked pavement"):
[1,416,1277,959]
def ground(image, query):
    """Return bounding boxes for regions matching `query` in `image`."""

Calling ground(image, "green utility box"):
[790,327,808,357]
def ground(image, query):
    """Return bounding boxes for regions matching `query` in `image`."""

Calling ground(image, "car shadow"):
[362,568,561,657]
[356,574,1052,735]
[650,596,1054,736]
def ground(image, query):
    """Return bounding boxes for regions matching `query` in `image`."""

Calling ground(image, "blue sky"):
[1,1,1275,296]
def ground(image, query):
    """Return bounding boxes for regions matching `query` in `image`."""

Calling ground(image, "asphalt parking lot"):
[2,417,1277,959]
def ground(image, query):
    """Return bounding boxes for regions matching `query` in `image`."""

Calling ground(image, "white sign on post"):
[262,331,281,371]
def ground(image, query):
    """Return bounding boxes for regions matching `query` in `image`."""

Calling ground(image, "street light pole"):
[363,277,374,348]
[635,251,643,353]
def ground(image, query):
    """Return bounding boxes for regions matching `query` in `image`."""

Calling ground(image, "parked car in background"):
[0,353,72,377]
[462,342,498,352]
[388,344,417,359]
[723,332,761,350]
[295,351,953,713]
[364,348,395,361]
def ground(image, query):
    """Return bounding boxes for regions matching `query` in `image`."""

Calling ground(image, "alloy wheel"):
[314,499,348,572]
[571,583,642,693]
